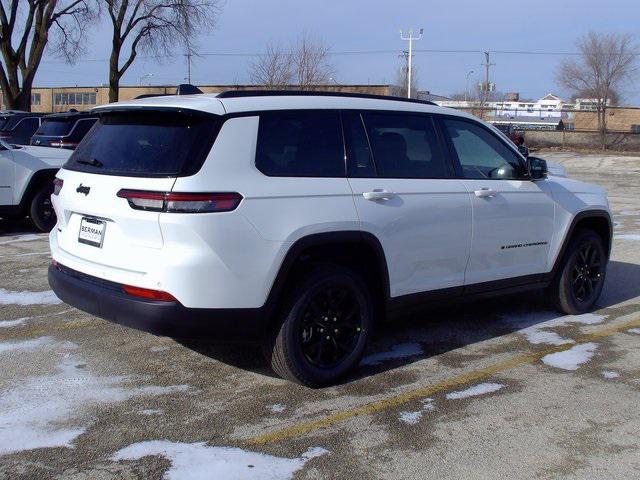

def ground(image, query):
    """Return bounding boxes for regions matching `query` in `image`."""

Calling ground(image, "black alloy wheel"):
[299,285,363,369]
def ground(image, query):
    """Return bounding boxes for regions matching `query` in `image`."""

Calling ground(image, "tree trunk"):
[108,45,121,103]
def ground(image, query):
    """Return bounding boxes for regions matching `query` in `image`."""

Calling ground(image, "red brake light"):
[122,285,176,302]
[116,190,242,213]
[53,178,64,195]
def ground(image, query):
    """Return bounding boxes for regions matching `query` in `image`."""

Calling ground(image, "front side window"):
[441,118,527,180]
[361,112,449,178]
[256,110,344,177]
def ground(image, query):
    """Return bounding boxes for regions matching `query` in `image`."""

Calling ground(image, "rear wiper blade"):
[77,158,103,168]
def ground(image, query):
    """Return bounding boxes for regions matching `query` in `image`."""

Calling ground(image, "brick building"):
[2,84,392,114]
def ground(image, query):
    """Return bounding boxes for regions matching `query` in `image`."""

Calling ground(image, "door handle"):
[474,187,496,198]
[363,190,396,201]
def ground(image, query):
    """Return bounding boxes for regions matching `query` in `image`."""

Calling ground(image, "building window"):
[631,125,640,134]
[31,93,41,105]
[54,92,97,106]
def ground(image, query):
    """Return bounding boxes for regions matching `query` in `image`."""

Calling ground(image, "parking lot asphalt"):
[1,151,639,480]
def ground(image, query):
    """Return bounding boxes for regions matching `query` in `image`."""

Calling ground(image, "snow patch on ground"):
[0,336,54,354]
[361,342,423,366]
[398,398,435,425]
[150,345,171,352]
[0,288,61,305]
[627,328,640,334]
[541,342,598,371]
[602,370,620,379]
[0,345,191,456]
[112,441,328,480]
[268,404,286,414]
[446,383,504,400]
[0,317,28,328]
[0,234,42,245]
[616,234,640,241]
[501,312,606,346]
[139,409,163,416]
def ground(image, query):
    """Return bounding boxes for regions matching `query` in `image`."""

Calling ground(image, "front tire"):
[547,229,607,315]
[29,183,56,232]
[265,264,373,387]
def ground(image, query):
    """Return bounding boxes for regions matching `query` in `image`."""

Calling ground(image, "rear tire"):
[29,183,57,232]
[547,229,607,315]
[264,264,373,387]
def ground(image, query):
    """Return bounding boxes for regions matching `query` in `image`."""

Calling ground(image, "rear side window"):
[64,111,220,177]
[36,119,75,136]
[256,110,344,177]
[69,118,97,140]
[361,112,449,178]
[12,117,40,135]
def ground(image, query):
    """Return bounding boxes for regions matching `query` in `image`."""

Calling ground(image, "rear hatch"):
[31,117,75,147]
[53,109,221,277]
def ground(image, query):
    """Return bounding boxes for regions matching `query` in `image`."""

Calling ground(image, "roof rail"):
[215,89,438,106]
[134,93,171,99]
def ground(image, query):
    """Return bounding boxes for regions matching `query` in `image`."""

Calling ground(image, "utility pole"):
[185,52,192,84]
[481,51,495,103]
[400,28,423,99]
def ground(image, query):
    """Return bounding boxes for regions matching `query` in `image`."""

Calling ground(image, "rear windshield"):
[36,119,75,136]
[63,110,221,177]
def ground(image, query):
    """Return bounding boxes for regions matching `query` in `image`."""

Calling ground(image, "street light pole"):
[465,70,474,102]
[400,28,423,99]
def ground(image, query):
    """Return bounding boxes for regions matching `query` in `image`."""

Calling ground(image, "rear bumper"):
[48,263,267,341]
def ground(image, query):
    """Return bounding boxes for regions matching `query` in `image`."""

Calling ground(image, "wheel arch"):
[551,209,613,276]
[263,231,390,319]
[18,168,59,212]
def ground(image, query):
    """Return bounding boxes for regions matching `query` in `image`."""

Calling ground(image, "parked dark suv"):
[31,111,98,150]
[0,111,45,145]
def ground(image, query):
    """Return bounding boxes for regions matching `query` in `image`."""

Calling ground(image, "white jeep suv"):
[48,91,612,386]
[0,139,71,231]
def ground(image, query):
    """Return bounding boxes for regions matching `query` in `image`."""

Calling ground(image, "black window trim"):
[343,109,456,180]
[435,114,531,181]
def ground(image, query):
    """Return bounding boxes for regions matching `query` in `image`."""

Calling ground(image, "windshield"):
[63,110,221,177]
[0,116,9,130]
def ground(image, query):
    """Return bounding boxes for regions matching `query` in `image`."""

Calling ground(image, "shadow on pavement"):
[179,260,640,386]
[0,218,38,236]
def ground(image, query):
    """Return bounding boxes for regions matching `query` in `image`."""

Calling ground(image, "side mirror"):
[528,156,548,180]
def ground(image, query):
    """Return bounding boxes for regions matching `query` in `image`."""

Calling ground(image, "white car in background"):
[0,139,71,231]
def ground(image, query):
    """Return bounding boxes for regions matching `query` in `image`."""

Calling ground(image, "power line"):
[37,48,640,66]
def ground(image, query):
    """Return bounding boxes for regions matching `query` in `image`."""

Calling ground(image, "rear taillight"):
[116,190,242,213]
[53,178,64,195]
[122,284,176,302]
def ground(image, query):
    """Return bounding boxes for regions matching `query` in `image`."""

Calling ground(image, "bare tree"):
[291,31,333,89]
[0,0,94,110]
[104,0,222,102]
[249,42,292,88]
[557,32,638,149]
[248,32,334,90]
[391,52,418,98]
